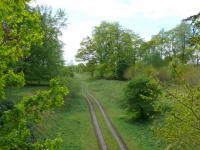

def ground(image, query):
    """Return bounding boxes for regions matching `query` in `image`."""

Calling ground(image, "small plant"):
[124,76,161,120]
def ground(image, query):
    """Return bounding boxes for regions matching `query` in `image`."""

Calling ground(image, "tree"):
[0,1,68,149]
[173,23,194,63]
[184,12,200,65]
[115,59,128,80]
[22,6,67,83]
[76,21,143,79]
[142,23,193,66]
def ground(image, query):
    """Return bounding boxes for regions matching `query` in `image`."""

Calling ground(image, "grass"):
[5,86,47,104]
[6,74,164,149]
[80,73,161,150]
[6,79,99,150]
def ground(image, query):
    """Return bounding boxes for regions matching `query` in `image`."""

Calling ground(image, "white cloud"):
[132,0,200,20]
[32,0,200,20]
[30,0,200,63]
[61,21,99,64]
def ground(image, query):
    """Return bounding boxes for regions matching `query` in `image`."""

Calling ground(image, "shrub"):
[157,67,171,82]
[104,70,114,80]
[124,63,158,80]
[144,52,164,68]
[96,63,107,78]
[124,65,135,80]
[115,60,128,80]
[181,65,200,85]
[124,76,161,120]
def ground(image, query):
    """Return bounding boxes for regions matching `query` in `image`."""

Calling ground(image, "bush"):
[115,60,128,80]
[104,70,114,80]
[180,65,200,85]
[124,76,161,120]
[123,65,135,80]
[93,64,105,78]
[157,67,171,82]
[144,52,164,68]
[0,100,14,125]
[124,63,158,80]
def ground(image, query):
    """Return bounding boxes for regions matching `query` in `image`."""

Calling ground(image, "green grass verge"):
[80,74,161,150]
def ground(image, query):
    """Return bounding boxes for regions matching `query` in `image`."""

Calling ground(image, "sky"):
[31,0,200,64]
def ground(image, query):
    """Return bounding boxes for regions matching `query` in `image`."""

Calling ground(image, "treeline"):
[76,19,199,82]
[8,5,72,85]
[0,1,70,149]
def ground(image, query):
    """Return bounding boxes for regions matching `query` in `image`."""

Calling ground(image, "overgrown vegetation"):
[76,11,200,149]
[1,0,200,149]
[0,0,69,149]
[22,6,67,84]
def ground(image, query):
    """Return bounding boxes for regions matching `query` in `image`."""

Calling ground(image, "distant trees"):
[185,12,200,64]
[76,21,143,79]
[76,21,196,80]
[22,6,67,83]
[142,22,194,67]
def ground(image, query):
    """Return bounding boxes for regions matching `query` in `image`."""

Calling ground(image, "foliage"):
[156,67,171,82]
[124,77,161,119]
[114,59,128,80]
[144,52,164,68]
[61,66,74,78]
[180,65,200,85]
[76,21,143,79]
[141,22,194,66]
[0,0,43,71]
[154,83,200,149]
[0,79,68,149]
[0,1,69,149]
[22,6,67,83]
[184,12,200,49]
[3,70,25,87]
[154,44,200,149]
[124,63,158,80]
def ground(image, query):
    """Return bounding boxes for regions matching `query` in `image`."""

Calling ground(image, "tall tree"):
[22,6,67,83]
[184,12,200,64]
[0,1,68,149]
[76,21,143,78]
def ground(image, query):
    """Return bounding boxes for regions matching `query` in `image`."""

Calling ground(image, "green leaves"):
[76,21,143,79]
[124,77,161,120]
[154,83,200,149]
[0,79,68,149]
[3,70,25,87]
[0,1,69,149]
[22,6,67,82]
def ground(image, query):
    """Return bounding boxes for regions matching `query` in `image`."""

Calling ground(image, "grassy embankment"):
[80,73,161,150]
[6,79,98,150]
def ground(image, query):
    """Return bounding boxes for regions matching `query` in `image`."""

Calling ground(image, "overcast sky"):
[31,0,200,64]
